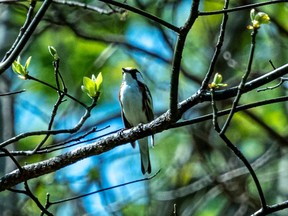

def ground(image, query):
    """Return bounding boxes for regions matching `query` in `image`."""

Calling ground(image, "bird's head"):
[122,67,144,83]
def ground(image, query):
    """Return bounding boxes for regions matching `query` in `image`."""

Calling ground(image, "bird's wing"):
[119,95,136,148]
[121,109,132,128]
[138,81,154,122]
[138,81,154,147]
[122,111,136,148]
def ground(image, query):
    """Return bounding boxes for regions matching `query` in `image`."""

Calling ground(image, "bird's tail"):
[138,137,151,174]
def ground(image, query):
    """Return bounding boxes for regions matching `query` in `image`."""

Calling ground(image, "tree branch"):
[200,0,229,90]
[0,0,53,74]
[169,0,200,121]
[198,0,287,16]
[98,0,180,32]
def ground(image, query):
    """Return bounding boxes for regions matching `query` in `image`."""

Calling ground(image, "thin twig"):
[52,0,125,15]
[98,0,180,32]
[208,16,268,208]
[210,90,221,131]
[221,28,258,134]
[27,75,87,108]
[0,0,53,74]
[2,0,36,61]
[0,148,23,171]
[0,99,97,149]
[269,59,276,70]
[0,89,25,96]
[23,180,53,216]
[46,169,160,208]
[33,58,67,152]
[210,89,267,211]
[39,126,109,152]
[257,77,288,92]
[198,0,287,16]
[200,0,229,90]
[0,127,111,156]
[0,148,52,215]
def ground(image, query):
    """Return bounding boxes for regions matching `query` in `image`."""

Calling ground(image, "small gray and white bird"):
[119,67,154,174]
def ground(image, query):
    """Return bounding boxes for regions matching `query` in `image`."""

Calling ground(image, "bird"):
[119,67,154,174]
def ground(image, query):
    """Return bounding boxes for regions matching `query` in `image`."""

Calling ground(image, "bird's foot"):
[117,128,125,138]
[137,123,144,131]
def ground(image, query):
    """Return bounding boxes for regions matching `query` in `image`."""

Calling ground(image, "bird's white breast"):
[120,81,148,126]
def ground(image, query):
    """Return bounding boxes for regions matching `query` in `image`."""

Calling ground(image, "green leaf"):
[48,46,56,56]
[12,56,30,79]
[16,56,21,63]
[12,61,20,74]
[48,46,59,60]
[82,76,96,98]
[250,9,256,22]
[24,56,32,70]
[209,73,227,89]
[81,73,103,99]
[213,73,222,84]
[95,72,103,91]
[255,12,270,25]
[249,9,270,30]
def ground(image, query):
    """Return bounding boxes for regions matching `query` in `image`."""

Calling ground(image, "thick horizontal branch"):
[253,199,288,215]
[0,63,287,191]
[0,120,169,191]
[183,63,288,106]
[212,63,288,100]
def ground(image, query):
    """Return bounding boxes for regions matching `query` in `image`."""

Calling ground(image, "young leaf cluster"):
[12,56,32,80]
[208,73,227,89]
[81,73,103,99]
[247,9,270,30]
